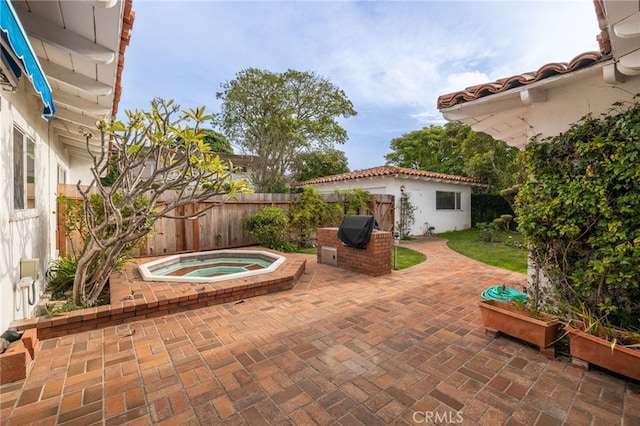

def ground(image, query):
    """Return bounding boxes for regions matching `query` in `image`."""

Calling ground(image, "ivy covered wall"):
[516,100,640,329]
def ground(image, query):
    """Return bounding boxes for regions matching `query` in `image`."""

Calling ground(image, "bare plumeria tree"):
[72,98,248,305]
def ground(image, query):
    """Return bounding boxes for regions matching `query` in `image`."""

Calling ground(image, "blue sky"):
[118,0,600,171]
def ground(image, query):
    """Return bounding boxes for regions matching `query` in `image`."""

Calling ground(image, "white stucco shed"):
[298,165,486,236]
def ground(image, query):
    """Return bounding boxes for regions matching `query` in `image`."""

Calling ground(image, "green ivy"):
[516,99,640,329]
[396,192,417,239]
[289,186,340,248]
[333,188,371,216]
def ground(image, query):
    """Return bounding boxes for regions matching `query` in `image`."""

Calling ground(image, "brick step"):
[0,329,38,384]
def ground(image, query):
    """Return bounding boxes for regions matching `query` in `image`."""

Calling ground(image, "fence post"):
[191,203,200,252]
[56,197,66,257]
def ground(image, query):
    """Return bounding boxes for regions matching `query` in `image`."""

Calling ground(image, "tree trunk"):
[72,241,101,305]
[72,239,124,306]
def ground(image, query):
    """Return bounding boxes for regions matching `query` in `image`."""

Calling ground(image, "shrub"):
[471,193,514,226]
[244,206,292,251]
[289,186,332,248]
[477,222,499,242]
[46,256,79,299]
[42,299,81,315]
[500,214,513,230]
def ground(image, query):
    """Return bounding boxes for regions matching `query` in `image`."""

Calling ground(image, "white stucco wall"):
[524,69,640,144]
[0,79,73,332]
[307,177,474,235]
[68,155,96,185]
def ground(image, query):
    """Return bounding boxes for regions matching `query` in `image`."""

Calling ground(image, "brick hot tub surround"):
[317,227,391,276]
[9,250,306,341]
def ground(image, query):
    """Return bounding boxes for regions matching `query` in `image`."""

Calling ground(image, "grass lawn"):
[437,228,527,274]
[294,247,317,255]
[393,246,426,270]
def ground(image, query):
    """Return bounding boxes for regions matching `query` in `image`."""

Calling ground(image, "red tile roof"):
[437,51,606,110]
[296,165,485,186]
[437,1,611,110]
[111,0,135,119]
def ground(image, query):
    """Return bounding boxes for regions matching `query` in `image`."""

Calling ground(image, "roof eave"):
[440,58,611,120]
[439,61,612,148]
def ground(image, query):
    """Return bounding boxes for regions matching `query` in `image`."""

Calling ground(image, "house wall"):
[307,177,473,235]
[524,70,640,143]
[69,156,95,185]
[229,166,254,190]
[0,78,70,333]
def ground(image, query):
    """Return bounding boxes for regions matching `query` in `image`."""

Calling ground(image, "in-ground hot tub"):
[138,250,286,283]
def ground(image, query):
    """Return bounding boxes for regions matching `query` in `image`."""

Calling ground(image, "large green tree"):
[448,121,521,193]
[385,124,463,174]
[385,122,519,193]
[215,68,357,192]
[203,129,233,154]
[290,148,350,182]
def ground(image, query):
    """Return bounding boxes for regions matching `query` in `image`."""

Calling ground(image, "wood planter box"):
[565,322,640,381]
[478,299,561,350]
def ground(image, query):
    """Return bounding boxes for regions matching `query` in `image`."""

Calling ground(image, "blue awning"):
[0,0,54,119]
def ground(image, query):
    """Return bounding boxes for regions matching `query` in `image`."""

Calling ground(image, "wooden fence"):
[56,185,394,257]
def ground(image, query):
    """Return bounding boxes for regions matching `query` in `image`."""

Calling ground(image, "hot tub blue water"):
[138,250,286,283]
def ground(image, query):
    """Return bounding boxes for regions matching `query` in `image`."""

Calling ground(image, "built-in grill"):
[337,215,379,249]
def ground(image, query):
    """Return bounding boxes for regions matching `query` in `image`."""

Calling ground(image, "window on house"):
[436,191,461,210]
[13,126,36,210]
[57,165,66,184]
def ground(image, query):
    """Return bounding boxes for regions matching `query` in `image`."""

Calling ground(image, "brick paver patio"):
[1,237,639,425]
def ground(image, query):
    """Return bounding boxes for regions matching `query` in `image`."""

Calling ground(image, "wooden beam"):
[614,11,640,39]
[51,91,111,116]
[16,7,115,64]
[41,60,113,95]
[53,108,99,128]
[618,49,640,75]
[92,0,118,8]
[54,127,104,150]
[520,88,547,105]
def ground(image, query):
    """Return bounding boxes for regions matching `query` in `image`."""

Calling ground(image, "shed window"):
[436,191,461,210]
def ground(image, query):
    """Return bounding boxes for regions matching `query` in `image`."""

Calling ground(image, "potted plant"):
[563,303,640,381]
[478,282,561,355]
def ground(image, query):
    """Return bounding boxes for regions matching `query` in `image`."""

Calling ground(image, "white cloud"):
[442,71,490,93]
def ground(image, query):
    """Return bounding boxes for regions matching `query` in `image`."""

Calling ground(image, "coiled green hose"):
[481,285,527,302]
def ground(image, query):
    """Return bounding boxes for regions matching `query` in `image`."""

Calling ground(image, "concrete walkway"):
[1,237,639,425]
